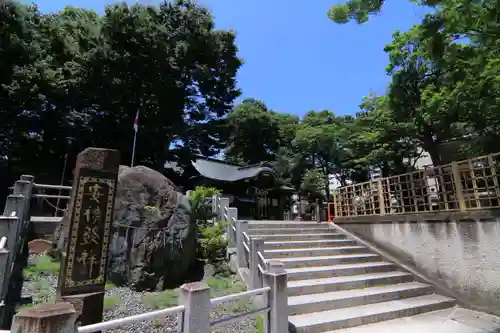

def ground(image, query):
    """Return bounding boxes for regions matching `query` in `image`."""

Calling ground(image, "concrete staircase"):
[248,221,455,333]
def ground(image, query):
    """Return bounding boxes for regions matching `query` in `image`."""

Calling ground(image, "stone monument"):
[55,148,120,330]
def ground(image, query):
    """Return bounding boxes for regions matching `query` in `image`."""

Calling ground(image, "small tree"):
[187,186,228,270]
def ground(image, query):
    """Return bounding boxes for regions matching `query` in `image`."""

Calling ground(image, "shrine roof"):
[191,156,276,182]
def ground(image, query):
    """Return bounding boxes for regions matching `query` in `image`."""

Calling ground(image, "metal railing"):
[332,152,500,217]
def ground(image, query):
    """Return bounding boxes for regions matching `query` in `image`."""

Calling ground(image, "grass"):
[24,254,60,279]
[103,295,120,310]
[143,289,179,310]
[255,316,265,333]
[206,275,247,297]
[142,275,248,310]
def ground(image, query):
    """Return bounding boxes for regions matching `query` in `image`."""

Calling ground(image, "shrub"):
[198,221,228,266]
[188,186,221,228]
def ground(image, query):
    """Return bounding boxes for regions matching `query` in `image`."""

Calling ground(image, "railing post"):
[10,302,77,333]
[212,194,220,223]
[219,197,229,222]
[227,207,238,247]
[264,260,288,333]
[180,282,211,333]
[377,179,386,215]
[235,220,248,268]
[250,237,264,289]
[451,161,467,211]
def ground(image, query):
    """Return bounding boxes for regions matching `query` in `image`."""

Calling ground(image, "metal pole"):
[55,153,69,217]
[131,129,138,167]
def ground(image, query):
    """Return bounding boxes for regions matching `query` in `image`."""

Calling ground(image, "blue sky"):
[34,0,430,117]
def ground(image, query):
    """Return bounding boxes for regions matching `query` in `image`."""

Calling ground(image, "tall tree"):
[0,0,242,191]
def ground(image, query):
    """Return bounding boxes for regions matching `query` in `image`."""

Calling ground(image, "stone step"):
[286,262,397,281]
[248,222,331,230]
[248,233,346,241]
[287,271,414,297]
[264,246,367,259]
[277,253,381,269]
[248,227,334,235]
[289,294,455,333]
[288,282,434,315]
[264,239,357,250]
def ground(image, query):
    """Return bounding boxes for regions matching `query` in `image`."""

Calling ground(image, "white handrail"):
[77,305,185,333]
[0,237,7,250]
[210,286,270,306]
[243,242,250,253]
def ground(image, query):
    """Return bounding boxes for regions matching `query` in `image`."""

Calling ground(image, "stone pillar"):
[56,148,120,331]
[212,194,220,223]
[264,260,288,333]
[227,207,238,247]
[10,302,77,333]
[250,237,264,289]
[180,282,211,333]
[219,197,229,222]
[235,220,248,268]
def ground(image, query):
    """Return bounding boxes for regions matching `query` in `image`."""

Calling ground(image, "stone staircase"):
[248,221,455,333]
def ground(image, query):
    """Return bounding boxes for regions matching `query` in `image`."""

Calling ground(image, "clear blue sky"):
[34,0,430,117]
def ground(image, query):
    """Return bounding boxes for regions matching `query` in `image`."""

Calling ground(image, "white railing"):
[76,286,274,333]
[11,269,286,333]
[8,193,289,333]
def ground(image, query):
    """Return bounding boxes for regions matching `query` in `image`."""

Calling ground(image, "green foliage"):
[143,289,179,309]
[0,0,241,187]
[198,221,228,265]
[188,186,221,213]
[327,1,442,24]
[206,275,247,297]
[255,316,265,333]
[103,296,120,310]
[301,169,328,201]
[142,274,246,310]
[24,254,60,279]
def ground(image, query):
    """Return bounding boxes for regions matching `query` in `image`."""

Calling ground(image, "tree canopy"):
[0,0,240,192]
[2,0,500,203]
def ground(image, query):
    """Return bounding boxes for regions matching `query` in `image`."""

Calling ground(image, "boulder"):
[108,165,198,291]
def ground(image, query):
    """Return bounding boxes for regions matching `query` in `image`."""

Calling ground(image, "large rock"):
[108,165,198,291]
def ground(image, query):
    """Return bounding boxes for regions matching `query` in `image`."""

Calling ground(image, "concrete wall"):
[336,214,500,316]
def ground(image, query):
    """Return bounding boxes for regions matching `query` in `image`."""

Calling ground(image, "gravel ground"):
[22,255,260,333]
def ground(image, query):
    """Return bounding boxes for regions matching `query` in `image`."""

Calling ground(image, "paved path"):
[334,307,500,333]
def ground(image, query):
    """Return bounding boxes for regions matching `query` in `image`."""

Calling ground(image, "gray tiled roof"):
[191,157,276,182]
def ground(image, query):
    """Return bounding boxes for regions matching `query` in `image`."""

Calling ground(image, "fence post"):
[377,179,386,215]
[219,197,229,222]
[235,220,248,268]
[212,194,220,223]
[264,260,288,333]
[250,237,264,289]
[180,282,211,333]
[10,302,77,333]
[227,207,238,247]
[451,161,467,211]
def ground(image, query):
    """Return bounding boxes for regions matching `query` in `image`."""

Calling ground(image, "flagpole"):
[131,129,137,167]
[131,110,139,167]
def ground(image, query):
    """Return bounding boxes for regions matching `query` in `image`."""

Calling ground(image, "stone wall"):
[335,211,500,316]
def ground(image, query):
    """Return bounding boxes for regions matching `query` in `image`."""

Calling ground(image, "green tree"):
[0,0,241,193]
[327,0,442,24]
[225,98,299,165]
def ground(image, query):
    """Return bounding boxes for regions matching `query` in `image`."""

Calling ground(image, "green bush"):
[188,186,221,226]
[198,221,228,265]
